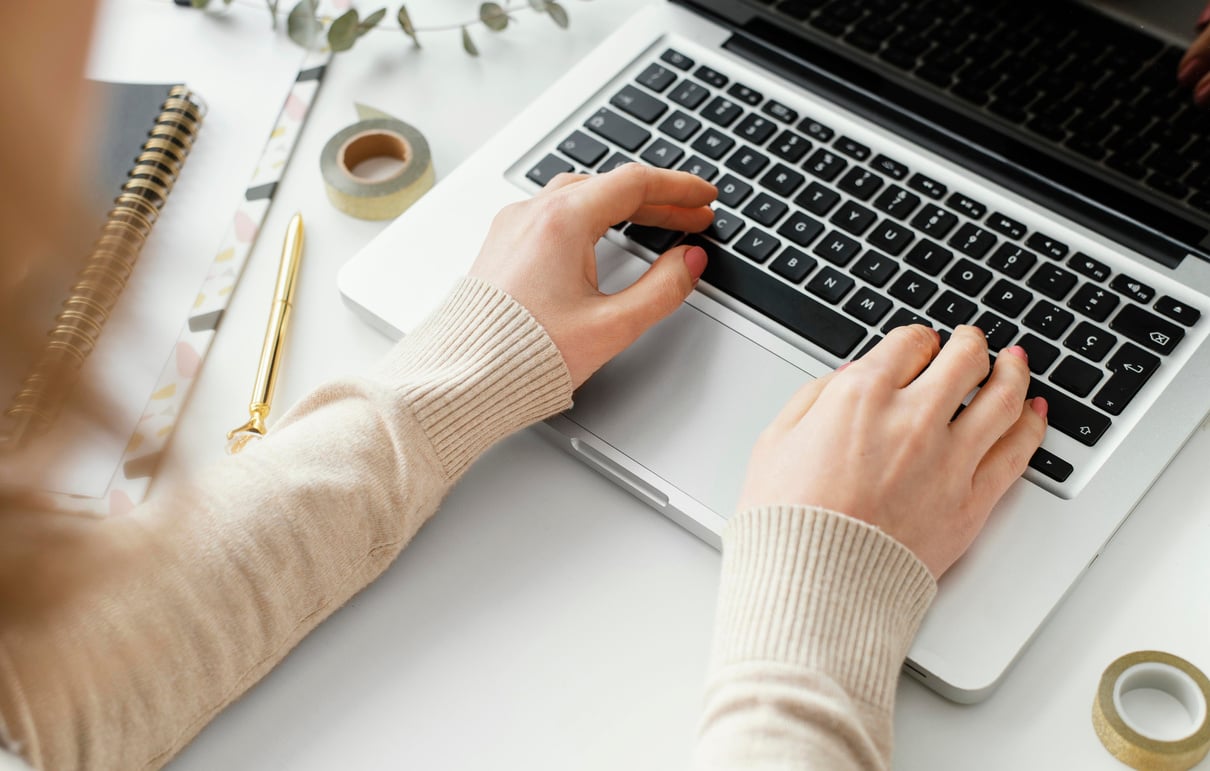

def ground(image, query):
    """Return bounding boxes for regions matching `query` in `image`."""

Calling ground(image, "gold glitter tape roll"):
[1093,651,1210,770]
[320,106,434,221]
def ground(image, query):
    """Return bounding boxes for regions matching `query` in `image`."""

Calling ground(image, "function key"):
[798,116,835,142]
[871,154,909,180]
[762,100,798,123]
[834,135,871,161]
[636,63,677,93]
[908,172,946,199]
[1110,304,1184,355]
[694,64,728,88]
[660,48,694,71]
[986,212,1026,240]
[1155,295,1202,326]
[525,154,573,186]
[1069,252,1110,282]
[946,192,987,220]
[557,130,608,167]
[1110,273,1155,304]
[1025,232,1069,260]
[727,82,763,105]
[1029,447,1073,483]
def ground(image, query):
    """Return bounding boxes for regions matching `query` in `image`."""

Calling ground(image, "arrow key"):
[1029,447,1073,483]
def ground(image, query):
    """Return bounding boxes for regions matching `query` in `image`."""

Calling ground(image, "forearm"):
[0,278,571,771]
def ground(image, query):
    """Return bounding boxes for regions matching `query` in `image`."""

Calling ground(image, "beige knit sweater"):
[0,278,935,770]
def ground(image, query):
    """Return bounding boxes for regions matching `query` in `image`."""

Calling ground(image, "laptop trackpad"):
[567,244,824,518]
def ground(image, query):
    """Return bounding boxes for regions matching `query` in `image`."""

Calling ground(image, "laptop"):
[339,0,1210,702]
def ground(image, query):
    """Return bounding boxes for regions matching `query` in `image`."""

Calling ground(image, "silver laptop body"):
[340,0,1210,701]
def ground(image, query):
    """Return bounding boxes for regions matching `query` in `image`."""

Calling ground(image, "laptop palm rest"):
[565,241,819,519]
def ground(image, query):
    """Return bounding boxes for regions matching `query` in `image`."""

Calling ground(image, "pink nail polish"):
[1180,57,1206,88]
[1031,396,1048,418]
[1004,345,1028,362]
[1197,78,1210,107]
[1199,2,1210,30]
[683,245,708,279]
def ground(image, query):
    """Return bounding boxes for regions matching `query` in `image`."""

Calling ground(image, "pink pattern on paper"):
[176,341,201,378]
[285,93,307,122]
[235,210,259,243]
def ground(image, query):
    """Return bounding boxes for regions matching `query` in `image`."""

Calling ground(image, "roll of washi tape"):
[1093,651,1210,770]
[320,105,434,221]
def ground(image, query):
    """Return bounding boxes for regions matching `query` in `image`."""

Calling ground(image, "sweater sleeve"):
[694,506,937,770]
[0,277,572,771]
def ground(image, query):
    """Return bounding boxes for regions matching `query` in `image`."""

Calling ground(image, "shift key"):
[1026,378,1111,446]
[585,107,651,152]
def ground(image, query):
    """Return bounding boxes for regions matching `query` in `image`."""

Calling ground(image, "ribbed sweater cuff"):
[369,277,573,478]
[712,506,937,711]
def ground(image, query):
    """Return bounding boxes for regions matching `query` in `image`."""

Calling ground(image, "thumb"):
[607,243,707,342]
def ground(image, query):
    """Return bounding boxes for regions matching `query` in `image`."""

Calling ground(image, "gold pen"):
[226,212,304,454]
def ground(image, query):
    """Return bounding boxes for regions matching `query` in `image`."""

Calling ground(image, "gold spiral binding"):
[2,85,205,449]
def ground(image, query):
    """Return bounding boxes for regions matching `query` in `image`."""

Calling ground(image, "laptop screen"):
[677,0,1209,267]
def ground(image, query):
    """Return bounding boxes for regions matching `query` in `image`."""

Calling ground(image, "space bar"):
[687,236,866,358]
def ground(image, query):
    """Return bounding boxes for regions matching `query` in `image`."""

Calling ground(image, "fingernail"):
[1196,77,1210,107]
[1031,396,1048,418]
[1180,57,1206,87]
[836,361,853,372]
[683,245,708,279]
[1004,345,1028,362]
[1199,3,1210,30]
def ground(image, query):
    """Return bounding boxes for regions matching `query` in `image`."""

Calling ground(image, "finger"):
[767,369,841,432]
[627,203,716,232]
[909,325,990,415]
[542,172,588,193]
[568,164,717,233]
[970,398,1048,507]
[952,344,1031,455]
[1180,25,1210,90]
[1200,1,1210,31]
[602,243,708,350]
[848,324,939,388]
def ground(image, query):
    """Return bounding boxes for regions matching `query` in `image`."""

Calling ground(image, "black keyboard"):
[765,0,1210,216]
[520,47,1203,489]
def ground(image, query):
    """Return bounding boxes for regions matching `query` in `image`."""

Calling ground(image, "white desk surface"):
[98,1,1210,768]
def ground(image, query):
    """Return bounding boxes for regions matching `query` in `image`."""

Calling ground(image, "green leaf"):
[357,7,386,36]
[547,1,569,28]
[286,0,321,48]
[461,25,480,57]
[479,2,508,31]
[190,0,210,8]
[527,0,548,11]
[397,5,421,47]
[328,9,360,51]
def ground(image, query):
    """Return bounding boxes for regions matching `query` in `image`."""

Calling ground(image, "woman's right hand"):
[736,324,1048,579]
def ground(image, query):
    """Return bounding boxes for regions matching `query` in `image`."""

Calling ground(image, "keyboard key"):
[658,111,702,141]
[727,82,763,105]
[693,65,728,88]
[585,108,651,151]
[844,287,894,324]
[1026,378,1111,445]
[946,192,987,220]
[812,230,861,266]
[742,193,789,226]
[904,239,954,276]
[702,96,743,128]
[706,209,745,243]
[872,185,922,220]
[1028,264,1078,300]
[943,258,992,296]
[1110,273,1155,304]
[762,100,798,123]
[636,63,677,92]
[678,155,718,181]
[804,149,847,182]
[987,243,1037,279]
[853,250,899,287]
[881,308,933,333]
[669,79,710,110]
[1069,252,1111,282]
[1110,303,1184,354]
[716,175,753,207]
[929,290,978,327]
[889,270,938,308]
[1029,447,1073,482]
[777,211,826,247]
[759,164,806,196]
[866,219,914,255]
[834,136,871,161]
[691,128,736,160]
[973,311,1018,350]
[948,222,998,259]
[986,212,1026,240]
[831,201,877,236]
[837,167,885,200]
[734,227,781,263]
[1023,300,1075,339]
[526,153,574,186]
[660,49,694,71]
[1092,343,1160,415]
[769,246,816,282]
[725,146,771,178]
[798,116,835,142]
[640,138,684,168]
[795,182,840,215]
[806,266,855,303]
[769,130,812,163]
[1064,321,1116,362]
[691,237,865,357]
[985,279,1034,317]
[908,172,946,199]
[557,131,608,167]
[598,152,635,174]
[1155,295,1201,326]
[735,113,778,144]
[1026,232,1070,260]
[1067,283,1120,322]
[625,223,681,252]
[911,204,959,238]
[870,154,909,180]
[1016,333,1060,374]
